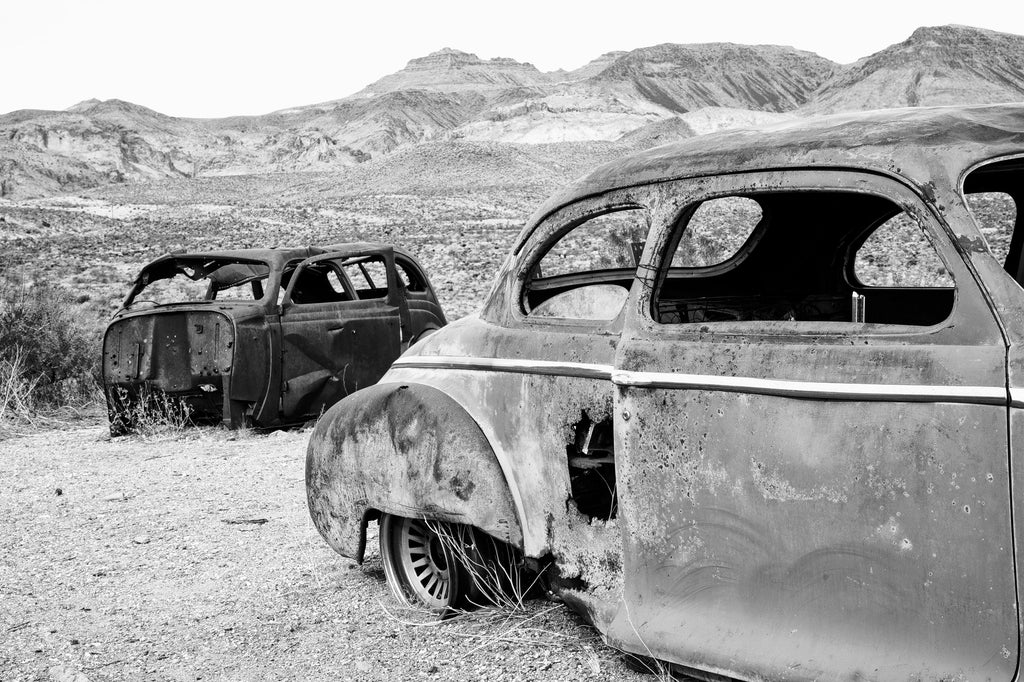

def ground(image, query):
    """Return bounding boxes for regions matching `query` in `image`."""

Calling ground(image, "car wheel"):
[379,513,477,612]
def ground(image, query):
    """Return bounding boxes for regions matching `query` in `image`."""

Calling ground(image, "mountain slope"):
[809,25,1024,112]
[586,42,835,113]
[2,25,1023,199]
[355,48,551,95]
[449,42,834,144]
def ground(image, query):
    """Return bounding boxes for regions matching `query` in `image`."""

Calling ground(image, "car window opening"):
[343,255,390,300]
[284,261,355,305]
[963,157,1023,282]
[396,259,427,292]
[655,190,956,327]
[524,207,647,321]
[129,258,271,307]
[567,413,617,521]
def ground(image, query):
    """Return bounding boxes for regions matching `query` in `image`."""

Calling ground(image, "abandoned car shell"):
[307,104,1024,680]
[102,243,444,433]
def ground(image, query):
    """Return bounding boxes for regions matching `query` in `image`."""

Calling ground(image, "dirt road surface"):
[0,420,646,682]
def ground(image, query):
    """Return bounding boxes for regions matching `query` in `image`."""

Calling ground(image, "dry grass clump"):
[105,385,196,438]
[0,267,100,435]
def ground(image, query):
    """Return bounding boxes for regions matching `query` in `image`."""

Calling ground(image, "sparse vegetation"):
[105,385,195,438]
[0,267,100,433]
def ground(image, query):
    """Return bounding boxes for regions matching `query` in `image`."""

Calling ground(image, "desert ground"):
[0,417,647,682]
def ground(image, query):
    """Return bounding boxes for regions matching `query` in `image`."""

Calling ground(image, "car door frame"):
[607,169,1016,681]
[276,246,407,422]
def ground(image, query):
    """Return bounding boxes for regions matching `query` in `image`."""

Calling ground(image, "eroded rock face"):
[808,25,1024,113]
[359,48,552,94]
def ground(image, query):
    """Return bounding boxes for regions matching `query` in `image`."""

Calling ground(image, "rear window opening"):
[127,258,271,307]
[654,190,956,328]
[523,207,648,322]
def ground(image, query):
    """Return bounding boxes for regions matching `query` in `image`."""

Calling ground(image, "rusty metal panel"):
[103,310,234,391]
[378,314,627,628]
[279,302,402,419]
[306,382,522,559]
[611,387,1014,680]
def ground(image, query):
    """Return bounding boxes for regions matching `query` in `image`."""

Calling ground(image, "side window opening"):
[524,207,648,321]
[287,261,354,305]
[854,212,953,287]
[343,255,390,300]
[963,158,1022,281]
[655,190,955,327]
[671,196,762,267]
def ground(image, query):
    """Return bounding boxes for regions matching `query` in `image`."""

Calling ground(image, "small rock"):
[48,665,90,682]
[55,488,63,496]
[427,664,439,674]
[355,660,371,673]
[103,492,127,502]
[132,535,150,545]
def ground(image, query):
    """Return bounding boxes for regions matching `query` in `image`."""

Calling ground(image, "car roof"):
[140,242,409,271]
[516,103,1024,252]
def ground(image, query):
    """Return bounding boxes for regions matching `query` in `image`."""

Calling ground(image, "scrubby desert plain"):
[0,167,654,681]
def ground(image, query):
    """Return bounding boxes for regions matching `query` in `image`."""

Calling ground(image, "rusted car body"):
[103,243,445,433]
[307,104,1024,680]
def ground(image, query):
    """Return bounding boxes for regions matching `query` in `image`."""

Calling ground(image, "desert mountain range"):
[1,24,1023,199]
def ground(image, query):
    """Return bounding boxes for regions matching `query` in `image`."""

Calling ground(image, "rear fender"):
[305,382,522,561]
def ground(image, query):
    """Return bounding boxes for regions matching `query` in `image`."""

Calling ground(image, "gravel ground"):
[0,419,646,682]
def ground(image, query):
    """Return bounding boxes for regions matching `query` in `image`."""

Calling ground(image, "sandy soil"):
[0,419,644,681]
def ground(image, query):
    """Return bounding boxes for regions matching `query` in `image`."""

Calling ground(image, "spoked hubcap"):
[382,515,461,611]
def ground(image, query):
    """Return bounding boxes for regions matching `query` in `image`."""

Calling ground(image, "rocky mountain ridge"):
[1,25,1023,199]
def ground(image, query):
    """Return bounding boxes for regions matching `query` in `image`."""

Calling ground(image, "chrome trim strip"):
[612,370,1007,405]
[1010,388,1024,409]
[393,356,614,380]
[394,356,1007,405]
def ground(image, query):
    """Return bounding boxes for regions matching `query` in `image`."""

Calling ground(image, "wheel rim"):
[382,515,460,611]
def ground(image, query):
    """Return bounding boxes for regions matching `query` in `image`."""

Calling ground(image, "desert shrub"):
[0,271,100,418]
[106,384,194,437]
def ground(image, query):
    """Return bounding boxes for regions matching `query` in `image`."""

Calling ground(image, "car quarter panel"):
[383,314,627,627]
[306,381,521,560]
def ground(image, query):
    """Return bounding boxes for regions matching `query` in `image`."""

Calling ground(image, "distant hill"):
[1,25,1023,200]
[808,25,1024,112]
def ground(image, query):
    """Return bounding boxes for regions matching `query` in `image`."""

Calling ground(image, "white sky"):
[2,0,1022,118]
